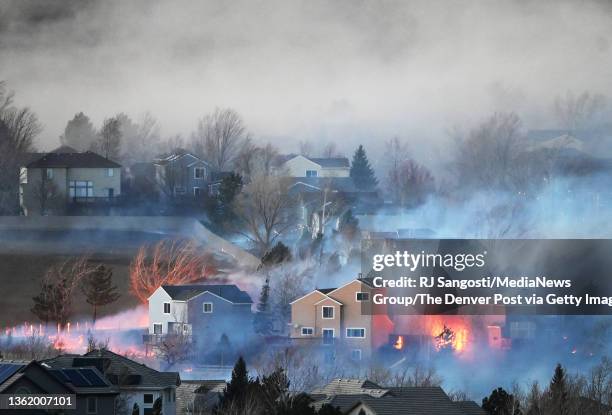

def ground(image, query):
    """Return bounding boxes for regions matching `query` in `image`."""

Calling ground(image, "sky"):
[1,0,612,156]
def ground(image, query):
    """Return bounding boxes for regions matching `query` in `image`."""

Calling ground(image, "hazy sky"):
[1,0,612,155]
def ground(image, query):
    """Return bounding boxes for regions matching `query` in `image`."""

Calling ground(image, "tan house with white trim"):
[277,155,350,178]
[290,278,390,361]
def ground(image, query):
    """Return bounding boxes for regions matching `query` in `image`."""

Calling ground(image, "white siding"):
[148,287,188,334]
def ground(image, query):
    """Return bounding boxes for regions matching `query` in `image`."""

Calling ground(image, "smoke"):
[2,0,612,151]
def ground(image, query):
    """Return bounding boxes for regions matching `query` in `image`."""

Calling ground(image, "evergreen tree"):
[261,241,292,267]
[31,280,55,326]
[81,265,120,324]
[60,112,97,151]
[152,397,162,415]
[217,356,252,413]
[549,364,569,415]
[350,145,378,191]
[254,277,272,335]
[482,387,522,415]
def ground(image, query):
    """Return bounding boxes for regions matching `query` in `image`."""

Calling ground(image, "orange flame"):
[393,335,404,350]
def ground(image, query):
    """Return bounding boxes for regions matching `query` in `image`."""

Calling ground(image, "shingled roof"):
[161,284,253,303]
[27,147,121,168]
[312,379,478,415]
[44,349,179,389]
[307,157,350,168]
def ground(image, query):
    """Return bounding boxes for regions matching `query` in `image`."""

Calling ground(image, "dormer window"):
[322,306,334,319]
[306,170,318,177]
[194,167,206,179]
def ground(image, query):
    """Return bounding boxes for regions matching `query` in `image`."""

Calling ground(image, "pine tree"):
[81,265,120,324]
[350,145,378,191]
[31,280,55,326]
[549,364,569,415]
[217,356,252,413]
[254,277,272,335]
[482,387,521,415]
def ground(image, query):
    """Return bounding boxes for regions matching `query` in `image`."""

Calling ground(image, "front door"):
[322,329,334,345]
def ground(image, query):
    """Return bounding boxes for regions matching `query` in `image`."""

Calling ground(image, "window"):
[194,187,203,198]
[163,302,170,314]
[106,168,114,177]
[351,349,362,361]
[203,302,213,313]
[322,329,334,345]
[322,306,334,319]
[356,292,370,302]
[153,324,162,334]
[46,168,53,179]
[301,327,314,336]
[346,328,366,338]
[20,167,28,184]
[87,397,97,414]
[69,181,94,198]
[143,394,154,404]
[194,167,206,179]
[306,170,318,177]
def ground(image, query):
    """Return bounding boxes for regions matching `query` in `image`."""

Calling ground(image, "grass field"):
[0,230,170,327]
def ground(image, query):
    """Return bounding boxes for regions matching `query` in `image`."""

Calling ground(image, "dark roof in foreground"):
[44,349,179,388]
[27,149,121,168]
[455,400,487,415]
[288,177,357,193]
[318,387,467,415]
[161,284,253,303]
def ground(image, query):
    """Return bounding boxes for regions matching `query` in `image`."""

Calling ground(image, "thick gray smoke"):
[2,0,612,153]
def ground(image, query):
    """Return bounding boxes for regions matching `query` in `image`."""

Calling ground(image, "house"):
[290,278,391,361]
[19,145,121,215]
[145,284,254,349]
[0,360,118,415]
[44,349,180,415]
[154,152,212,199]
[311,378,485,415]
[276,155,350,178]
[176,379,226,415]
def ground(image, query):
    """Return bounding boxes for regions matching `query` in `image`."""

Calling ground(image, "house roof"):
[161,284,253,303]
[307,157,350,168]
[455,400,487,415]
[26,149,121,168]
[288,177,357,193]
[314,385,468,415]
[48,367,118,395]
[44,349,180,388]
[311,379,389,398]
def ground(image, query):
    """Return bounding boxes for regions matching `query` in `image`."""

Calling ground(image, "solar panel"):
[79,369,107,387]
[0,364,24,384]
[62,369,89,387]
[51,369,70,383]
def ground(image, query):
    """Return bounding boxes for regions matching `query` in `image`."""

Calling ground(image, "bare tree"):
[95,116,122,160]
[235,140,279,181]
[298,140,315,157]
[0,81,41,214]
[387,159,435,208]
[383,137,410,202]
[32,256,97,327]
[452,112,527,192]
[32,173,60,215]
[192,108,246,171]
[233,176,296,254]
[321,142,340,158]
[119,112,161,164]
[554,91,606,133]
[129,239,217,303]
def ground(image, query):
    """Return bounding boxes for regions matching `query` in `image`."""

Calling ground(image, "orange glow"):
[393,335,404,350]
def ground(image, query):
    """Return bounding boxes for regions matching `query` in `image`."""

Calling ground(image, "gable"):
[284,155,321,170]
[290,290,328,305]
